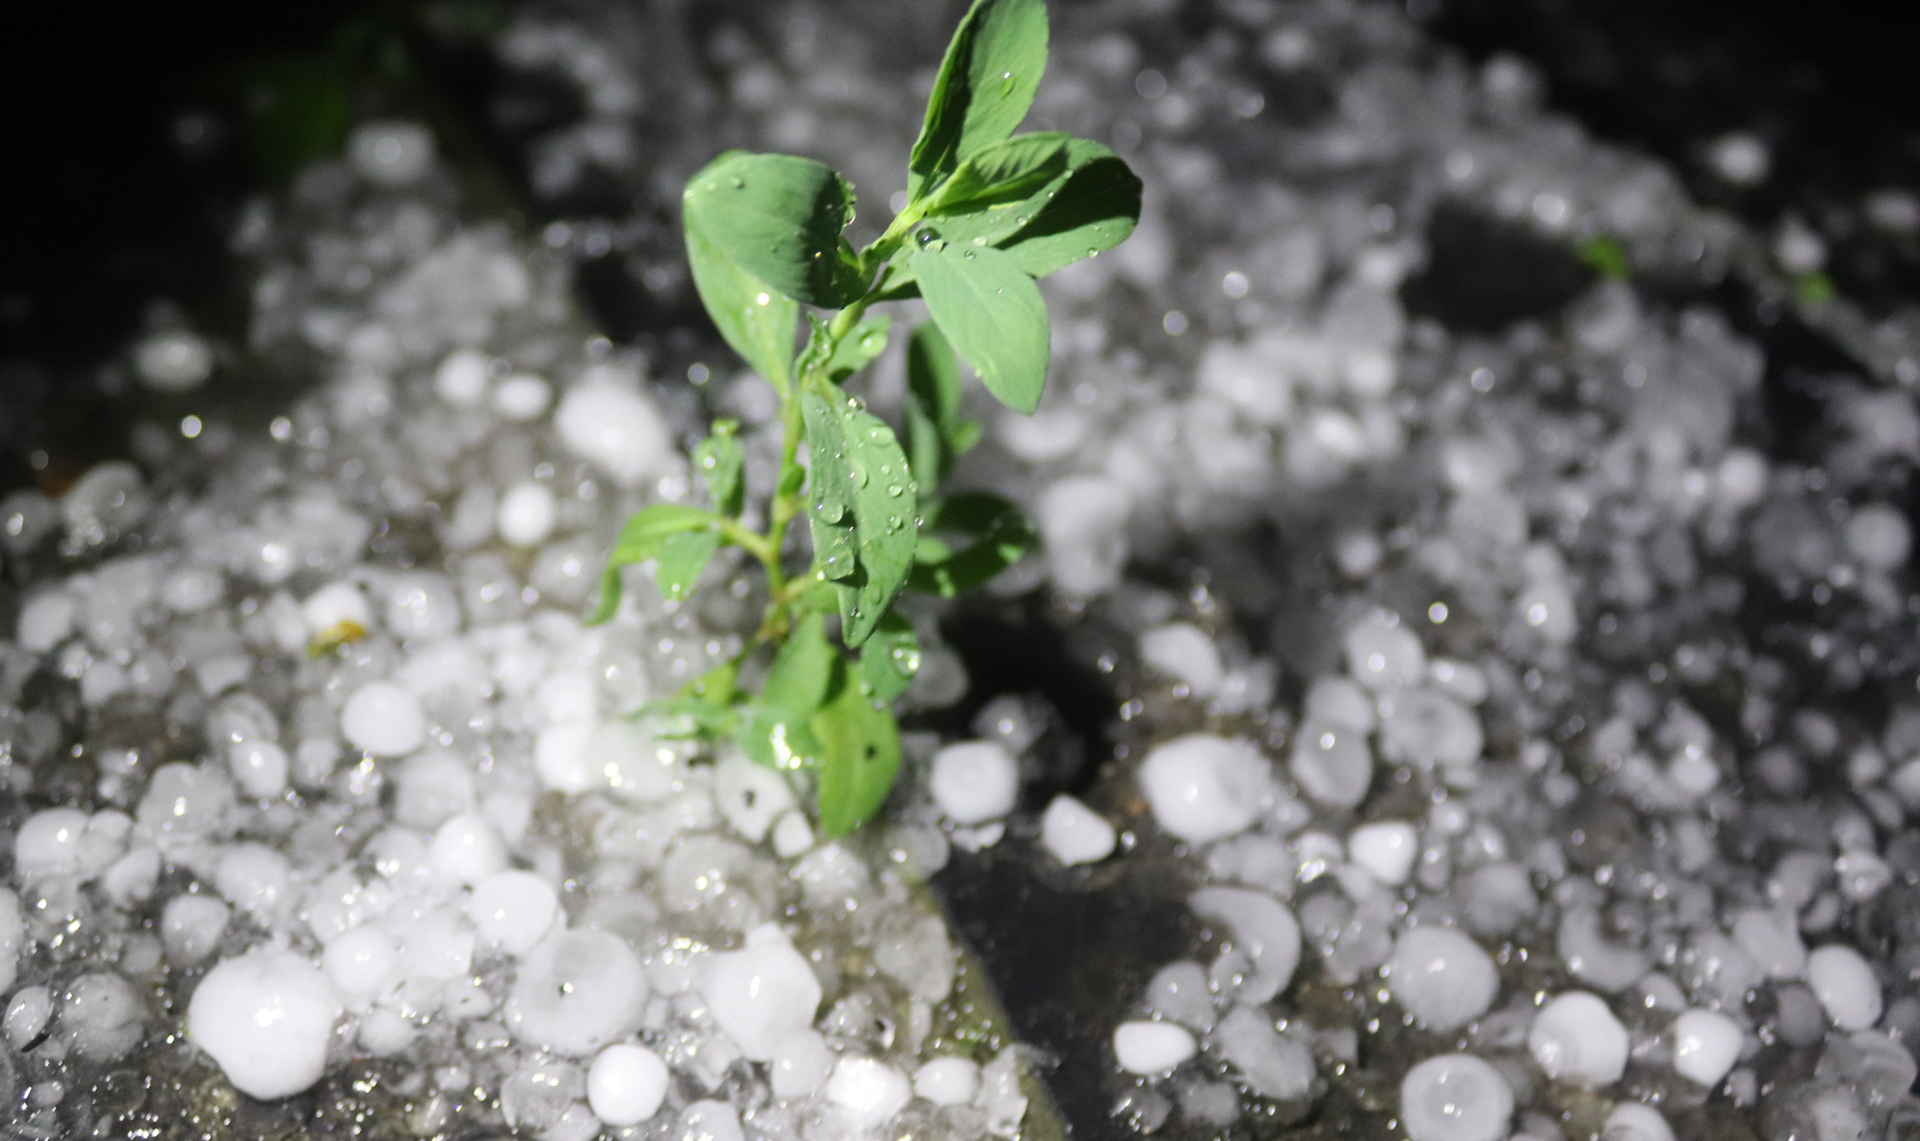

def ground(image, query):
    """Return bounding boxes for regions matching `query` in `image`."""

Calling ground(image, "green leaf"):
[684,658,740,706]
[591,504,719,623]
[859,613,921,702]
[802,393,861,583]
[825,315,891,384]
[685,211,798,389]
[735,703,825,771]
[924,132,1069,215]
[683,151,867,308]
[915,241,1050,414]
[908,492,1036,597]
[654,529,720,602]
[908,0,1049,200]
[812,662,903,837]
[996,139,1142,278]
[636,696,736,739]
[905,322,979,493]
[802,392,920,644]
[761,613,837,714]
[694,421,746,516]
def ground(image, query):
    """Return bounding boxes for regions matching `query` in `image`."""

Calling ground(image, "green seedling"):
[591,0,1141,836]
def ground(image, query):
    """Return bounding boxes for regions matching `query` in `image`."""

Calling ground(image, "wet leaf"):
[813,662,903,837]
[859,612,921,702]
[694,421,746,516]
[996,139,1142,278]
[685,206,799,389]
[907,492,1036,597]
[825,315,891,384]
[905,322,979,493]
[924,132,1069,216]
[908,0,1049,199]
[915,240,1050,414]
[654,529,720,601]
[683,151,867,307]
[591,504,719,623]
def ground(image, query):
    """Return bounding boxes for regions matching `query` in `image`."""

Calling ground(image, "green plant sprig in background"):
[591,0,1141,837]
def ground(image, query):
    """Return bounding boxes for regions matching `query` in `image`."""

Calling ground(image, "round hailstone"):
[14,808,89,879]
[713,754,796,844]
[1386,927,1500,1032]
[0,891,20,991]
[587,1042,669,1126]
[323,926,397,1003]
[18,591,76,651]
[1188,887,1301,1004]
[1348,821,1419,886]
[496,482,557,547]
[187,950,342,1099]
[494,375,553,422]
[1529,991,1629,1086]
[229,741,289,800]
[341,682,426,757]
[914,1056,981,1106]
[1670,1009,1743,1087]
[1807,944,1883,1030]
[1378,689,1483,770]
[62,972,146,1061]
[1399,1054,1514,1141]
[469,870,560,956]
[1114,1021,1197,1075]
[1345,611,1425,690]
[826,1057,912,1128]
[1304,676,1376,731]
[133,330,214,393]
[700,923,822,1060]
[1035,476,1132,596]
[554,382,675,488]
[5,986,52,1052]
[505,931,648,1056]
[1137,735,1270,843]
[929,741,1020,825]
[1604,1103,1676,1141]
[1845,504,1912,571]
[301,581,370,639]
[429,813,507,884]
[1040,795,1117,865]
[1290,720,1375,808]
[160,895,229,965]
[347,121,435,186]
[435,349,491,407]
[1139,622,1225,697]
[770,1029,834,1099]
[1730,908,1805,980]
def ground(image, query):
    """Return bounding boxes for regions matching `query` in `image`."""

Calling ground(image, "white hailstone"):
[65,461,148,542]
[384,572,462,640]
[1189,887,1302,1004]
[0,891,21,994]
[1774,219,1826,275]
[1214,1005,1315,1099]
[1845,505,1912,571]
[1137,735,1270,843]
[1715,449,1768,508]
[1036,476,1131,596]
[539,721,685,802]
[826,1057,912,1127]
[713,753,797,843]
[347,121,435,186]
[535,720,598,794]
[1604,1103,1676,1141]
[1378,689,1484,770]
[1807,944,1883,1030]
[18,591,76,652]
[161,895,229,965]
[429,813,507,884]
[587,1042,669,1126]
[930,741,1020,825]
[393,752,478,829]
[228,741,290,799]
[301,581,370,639]
[1139,622,1225,697]
[771,811,815,858]
[494,375,553,421]
[1304,676,1377,731]
[5,986,52,1051]
[134,329,215,392]
[1290,720,1374,808]
[62,972,146,1062]
[1041,795,1117,866]
[187,950,342,1099]
[505,930,648,1056]
[1348,821,1419,886]
[1333,529,1384,578]
[1386,927,1500,1032]
[341,681,426,757]
[770,1029,835,1099]
[1345,612,1425,690]
[553,381,676,488]
[1707,132,1770,186]
[435,349,491,407]
[1529,991,1630,1086]
[534,671,597,724]
[215,843,292,920]
[1113,1021,1197,1075]
[700,923,822,1060]
[15,808,89,879]
[914,1056,981,1106]
[1730,908,1806,980]
[468,870,560,956]
[1146,961,1216,1031]
[322,926,397,1003]
[1399,1054,1515,1141]
[497,482,557,547]
[1671,1009,1743,1087]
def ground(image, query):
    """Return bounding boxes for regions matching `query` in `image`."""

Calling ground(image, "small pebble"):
[587,1043,669,1126]
[1041,795,1117,865]
[1114,1020,1197,1075]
